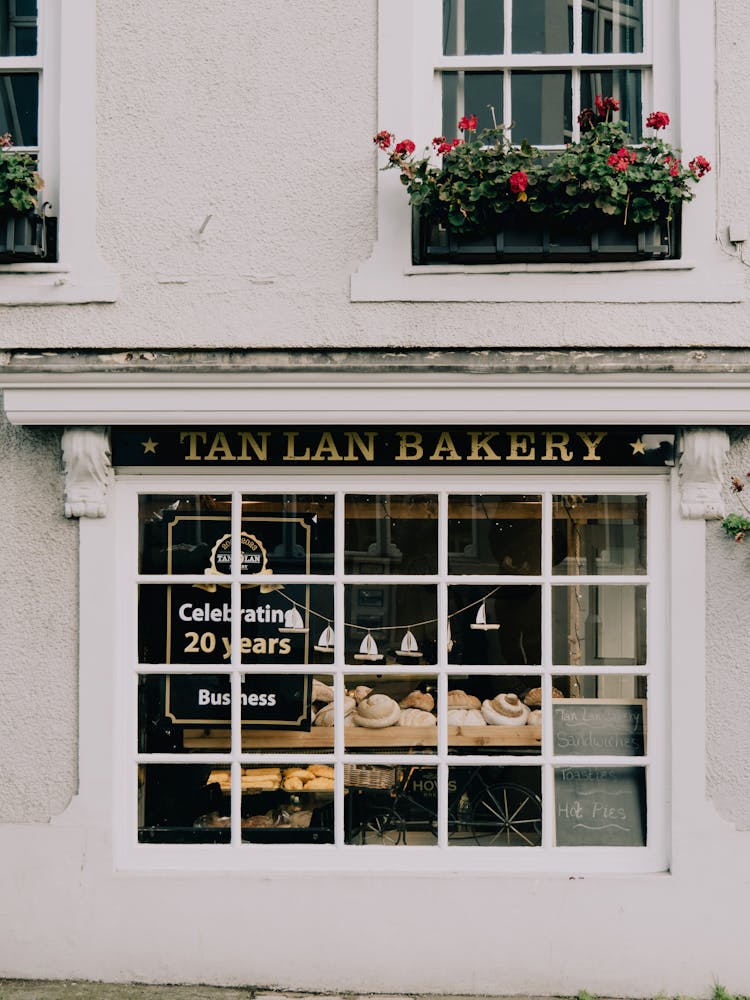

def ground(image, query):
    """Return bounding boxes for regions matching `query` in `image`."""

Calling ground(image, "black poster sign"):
[114,426,674,468]
[555,766,647,847]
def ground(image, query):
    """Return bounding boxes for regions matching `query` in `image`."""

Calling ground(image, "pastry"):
[446,707,486,726]
[527,709,542,725]
[481,693,530,726]
[447,689,481,710]
[398,707,436,726]
[523,686,563,708]
[282,776,305,791]
[303,777,335,790]
[313,696,355,727]
[283,767,312,780]
[307,763,335,779]
[353,693,400,728]
[399,690,435,712]
[350,684,373,703]
[312,678,334,703]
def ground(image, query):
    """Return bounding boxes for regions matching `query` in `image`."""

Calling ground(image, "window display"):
[132,484,656,855]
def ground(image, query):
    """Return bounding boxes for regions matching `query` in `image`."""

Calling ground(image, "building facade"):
[1,1,750,994]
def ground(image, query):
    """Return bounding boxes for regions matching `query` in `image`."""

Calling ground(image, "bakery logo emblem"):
[209,531,268,575]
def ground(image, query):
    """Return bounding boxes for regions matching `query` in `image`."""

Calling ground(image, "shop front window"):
[131,481,660,864]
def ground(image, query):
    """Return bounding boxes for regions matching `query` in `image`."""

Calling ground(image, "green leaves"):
[0,143,43,215]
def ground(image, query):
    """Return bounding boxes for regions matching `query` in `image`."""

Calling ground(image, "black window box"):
[412,208,679,265]
[0,209,56,263]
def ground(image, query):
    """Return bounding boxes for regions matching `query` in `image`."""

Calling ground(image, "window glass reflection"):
[345,494,438,575]
[444,0,504,54]
[552,494,647,575]
[448,585,542,666]
[512,71,571,144]
[449,494,542,575]
[512,0,571,53]
[581,68,642,140]
[582,0,643,54]
[552,585,647,665]
[0,0,36,56]
[442,71,504,139]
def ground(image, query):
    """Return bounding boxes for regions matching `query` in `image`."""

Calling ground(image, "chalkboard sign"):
[552,699,646,757]
[555,766,646,846]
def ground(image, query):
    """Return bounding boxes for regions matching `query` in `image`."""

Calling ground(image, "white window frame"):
[114,469,669,874]
[351,0,744,304]
[0,0,118,305]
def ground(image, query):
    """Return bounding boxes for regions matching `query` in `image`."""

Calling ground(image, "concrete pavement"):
[0,988,567,1000]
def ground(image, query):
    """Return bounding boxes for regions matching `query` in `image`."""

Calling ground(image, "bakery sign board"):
[554,766,646,847]
[113,426,675,467]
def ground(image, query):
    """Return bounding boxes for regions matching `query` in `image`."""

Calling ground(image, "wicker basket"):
[343,764,396,789]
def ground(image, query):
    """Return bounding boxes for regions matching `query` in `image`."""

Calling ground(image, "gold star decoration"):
[629,438,646,455]
[141,437,158,455]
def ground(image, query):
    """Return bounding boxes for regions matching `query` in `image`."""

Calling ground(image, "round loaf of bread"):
[350,684,374,703]
[527,709,542,725]
[398,707,436,726]
[312,678,334,704]
[446,707,487,726]
[447,689,481,710]
[353,693,400,728]
[481,693,530,726]
[313,696,355,727]
[523,685,564,708]
[399,690,435,712]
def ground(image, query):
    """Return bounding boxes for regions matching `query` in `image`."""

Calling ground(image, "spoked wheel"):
[359,808,406,845]
[469,782,542,846]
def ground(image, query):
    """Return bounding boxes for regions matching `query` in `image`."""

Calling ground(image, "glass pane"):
[345,584,437,666]
[138,494,232,574]
[582,0,643,53]
[345,765,438,845]
[240,583,334,665]
[511,71,571,144]
[444,0,504,55]
[240,764,334,843]
[139,764,230,844]
[241,494,335,574]
[450,765,542,846]
[0,72,37,146]
[581,68,642,141]
[0,1,37,56]
[512,0,571,53]
[442,71,504,139]
[551,674,647,756]
[554,765,646,845]
[552,584,647,665]
[448,674,542,755]
[345,494,438,575]
[448,585,542,666]
[552,494,647,575]
[448,494,542,574]
[344,674,438,754]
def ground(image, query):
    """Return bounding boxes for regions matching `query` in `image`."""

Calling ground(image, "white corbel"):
[678,428,730,519]
[61,426,112,518]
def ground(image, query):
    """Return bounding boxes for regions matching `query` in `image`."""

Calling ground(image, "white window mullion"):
[437,490,449,848]
[334,489,346,848]
[230,489,243,848]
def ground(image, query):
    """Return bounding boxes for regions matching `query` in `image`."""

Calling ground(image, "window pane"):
[240,764,334,843]
[552,584,647,665]
[511,71,571,144]
[554,765,646,845]
[442,71,504,139]
[0,72,37,145]
[448,585,542,666]
[345,584,437,665]
[448,494,542,575]
[451,765,542,846]
[138,494,232,574]
[0,0,37,56]
[139,764,229,844]
[581,68,642,141]
[343,673,438,754]
[447,674,542,756]
[345,765,438,845]
[345,494,437,575]
[582,0,643,53]
[444,0,504,54]
[241,494,335,574]
[551,675,647,755]
[552,494,647,575]
[512,0,571,53]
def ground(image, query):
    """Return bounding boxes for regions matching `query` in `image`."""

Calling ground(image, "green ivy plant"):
[374,99,710,234]
[722,474,750,542]
[0,132,44,214]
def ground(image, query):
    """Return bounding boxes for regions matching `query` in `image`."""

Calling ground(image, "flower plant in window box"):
[0,132,47,263]
[375,101,710,265]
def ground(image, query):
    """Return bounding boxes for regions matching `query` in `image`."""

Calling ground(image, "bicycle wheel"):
[358,807,406,845]
[469,782,542,846]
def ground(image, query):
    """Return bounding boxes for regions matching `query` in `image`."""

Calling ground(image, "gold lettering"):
[283,432,311,462]
[205,431,236,462]
[468,431,502,461]
[542,431,573,462]
[237,431,270,462]
[344,431,377,463]
[395,431,423,461]
[180,430,207,461]
[312,431,343,462]
[577,430,608,462]
[430,431,461,462]
[508,431,536,461]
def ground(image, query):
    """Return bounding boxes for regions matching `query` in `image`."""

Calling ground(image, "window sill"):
[0,259,119,304]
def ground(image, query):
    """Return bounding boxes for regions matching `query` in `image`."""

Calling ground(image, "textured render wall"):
[706,431,750,829]
[0,0,747,349]
[0,395,78,820]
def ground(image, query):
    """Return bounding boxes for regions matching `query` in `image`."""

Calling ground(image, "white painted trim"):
[6,373,750,425]
[351,0,744,304]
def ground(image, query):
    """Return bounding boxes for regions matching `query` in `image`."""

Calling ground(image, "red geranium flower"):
[436,142,454,155]
[451,138,464,148]
[688,155,711,178]
[646,111,670,130]
[373,130,393,150]
[432,136,446,147]
[393,139,416,156]
[608,147,636,172]
[664,154,680,177]
[595,95,620,118]
[458,114,478,132]
[509,170,529,193]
